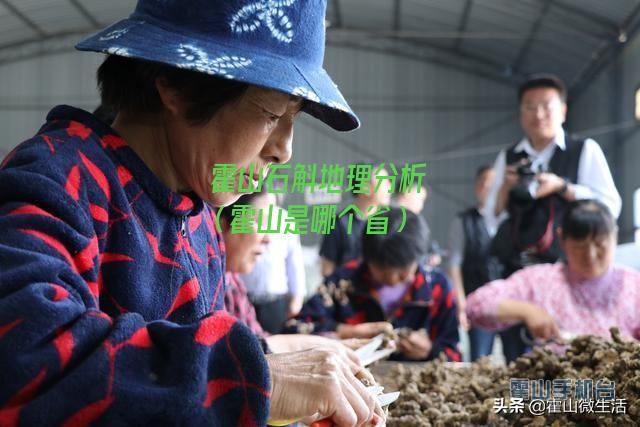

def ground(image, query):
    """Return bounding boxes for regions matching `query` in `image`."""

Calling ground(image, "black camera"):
[510,158,536,204]
[516,159,536,181]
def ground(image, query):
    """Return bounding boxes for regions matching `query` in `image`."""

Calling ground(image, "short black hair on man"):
[361,207,428,268]
[560,199,616,241]
[475,165,493,182]
[518,73,567,104]
[97,55,249,126]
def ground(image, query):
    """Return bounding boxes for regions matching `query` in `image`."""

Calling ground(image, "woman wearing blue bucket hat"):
[0,0,385,426]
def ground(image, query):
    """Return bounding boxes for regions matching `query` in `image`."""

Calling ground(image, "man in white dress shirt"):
[483,74,621,361]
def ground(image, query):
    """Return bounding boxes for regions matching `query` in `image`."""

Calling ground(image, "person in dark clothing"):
[0,0,385,425]
[488,74,621,276]
[287,208,461,362]
[484,74,621,362]
[448,165,503,361]
[319,164,392,277]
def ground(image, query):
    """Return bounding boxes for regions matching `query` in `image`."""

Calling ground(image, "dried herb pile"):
[375,328,640,426]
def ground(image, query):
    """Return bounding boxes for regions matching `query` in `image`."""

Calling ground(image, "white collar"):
[514,127,566,154]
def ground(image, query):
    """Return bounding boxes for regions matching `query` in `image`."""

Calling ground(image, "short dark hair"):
[93,104,117,126]
[362,207,429,268]
[475,165,493,182]
[97,55,249,126]
[561,199,615,241]
[518,74,567,103]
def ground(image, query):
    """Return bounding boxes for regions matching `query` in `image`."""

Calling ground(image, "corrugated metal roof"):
[0,0,639,95]
[561,0,638,24]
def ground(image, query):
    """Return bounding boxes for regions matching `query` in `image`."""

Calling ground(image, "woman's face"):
[164,85,303,206]
[561,231,616,280]
[368,262,418,286]
[223,193,271,274]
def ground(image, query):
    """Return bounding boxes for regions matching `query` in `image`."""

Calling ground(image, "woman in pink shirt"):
[467,199,640,342]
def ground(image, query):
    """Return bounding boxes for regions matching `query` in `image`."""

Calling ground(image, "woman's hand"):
[522,304,560,340]
[288,294,304,317]
[266,334,362,365]
[340,338,372,351]
[336,321,394,339]
[267,349,384,426]
[397,329,432,360]
[457,298,470,331]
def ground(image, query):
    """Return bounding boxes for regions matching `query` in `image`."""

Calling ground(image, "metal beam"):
[327,37,521,88]
[332,0,342,29]
[0,25,522,90]
[433,113,518,154]
[68,0,100,27]
[0,28,515,86]
[454,0,473,51]
[329,27,523,82]
[388,114,519,168]
[0,0,47,37]
[512,0,553,73]
[329,28,532,41]
[479,0,609,41]
[398,37,520,81]
[547,0,618,33]
[392,0,402,32]
[351,102,512,112]
[570,2,640,100]
[293,122,479,207]
[0,31,93,66]
[346,94,514,112]
[298,117,381,163]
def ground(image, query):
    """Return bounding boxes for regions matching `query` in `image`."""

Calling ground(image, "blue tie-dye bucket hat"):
[76,0,359,131]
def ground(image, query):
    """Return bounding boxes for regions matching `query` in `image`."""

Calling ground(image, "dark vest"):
[460,208,502,294]
[505,137,583,185]
[492,136,585,276]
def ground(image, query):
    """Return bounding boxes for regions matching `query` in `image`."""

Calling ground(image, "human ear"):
[155,77,183,117]
[560,102,568,124]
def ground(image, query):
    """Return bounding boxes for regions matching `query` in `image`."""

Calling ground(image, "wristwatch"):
[559,178,570,195]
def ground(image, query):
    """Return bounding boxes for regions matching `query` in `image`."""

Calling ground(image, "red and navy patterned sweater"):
[284,261,461,362]
[0,106,270,426]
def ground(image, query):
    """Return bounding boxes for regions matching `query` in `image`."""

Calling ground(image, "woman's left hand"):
[266,334,364,366]
[397,329,432,360]
[267,349,384,426]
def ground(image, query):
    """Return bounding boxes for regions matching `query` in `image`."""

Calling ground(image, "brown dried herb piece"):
[373,328,639,426]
